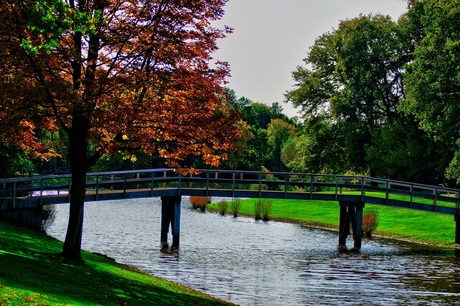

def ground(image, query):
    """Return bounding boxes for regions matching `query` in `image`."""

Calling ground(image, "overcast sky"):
[212,0,408,118]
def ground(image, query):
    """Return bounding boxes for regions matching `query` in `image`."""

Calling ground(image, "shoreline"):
[206,206,457,250]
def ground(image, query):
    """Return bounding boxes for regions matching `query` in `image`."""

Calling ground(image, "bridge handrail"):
[1,168,459,214]
[1,168,458,193]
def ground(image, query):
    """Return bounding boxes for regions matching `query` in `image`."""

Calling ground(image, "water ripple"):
[47,198,460,305]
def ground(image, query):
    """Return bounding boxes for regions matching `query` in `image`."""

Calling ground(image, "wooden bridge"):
[1,168,460,250]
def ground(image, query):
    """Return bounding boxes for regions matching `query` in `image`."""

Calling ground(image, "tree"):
[223,120,254,170]
[286,14,410,172]
[0,144,35,178]
[402,0,460,183]
[281,118,348,174]
[365,116,447,184]
[222,89,299,171]
[267,118,296,172]
[0,0,240,259]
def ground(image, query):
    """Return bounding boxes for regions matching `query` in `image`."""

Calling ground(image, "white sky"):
[212,0,408,118]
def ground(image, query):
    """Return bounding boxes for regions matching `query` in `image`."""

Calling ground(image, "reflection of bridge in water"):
[2,168,460,250]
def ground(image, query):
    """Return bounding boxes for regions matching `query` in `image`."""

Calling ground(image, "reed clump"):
[231,198,241,218]
[218,201,228,216]
[254,199,272,221]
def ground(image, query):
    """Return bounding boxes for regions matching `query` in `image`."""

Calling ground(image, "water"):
[46,198,460,305]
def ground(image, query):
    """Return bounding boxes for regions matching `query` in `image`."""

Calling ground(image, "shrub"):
[218,201,228,216]
[190,196,210,212]
[231,198,241,218]
[362,209,379,237]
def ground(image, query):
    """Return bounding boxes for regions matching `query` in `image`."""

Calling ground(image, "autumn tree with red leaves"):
[0,0,240,259]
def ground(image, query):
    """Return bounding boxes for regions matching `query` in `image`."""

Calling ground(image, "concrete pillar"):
[160,196,181,250]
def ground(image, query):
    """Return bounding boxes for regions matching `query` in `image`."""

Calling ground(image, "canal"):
[46,198,460,305]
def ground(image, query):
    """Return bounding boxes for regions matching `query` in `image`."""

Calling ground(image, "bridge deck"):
[3,168,460,247]
[1,168,459,216]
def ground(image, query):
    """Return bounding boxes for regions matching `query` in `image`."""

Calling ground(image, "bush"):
[190,196,210,212]
[362,209,379,237]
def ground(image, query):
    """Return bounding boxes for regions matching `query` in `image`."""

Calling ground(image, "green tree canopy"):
[286,13,411,172]
[402,0,460,183]
[267,118,296,172]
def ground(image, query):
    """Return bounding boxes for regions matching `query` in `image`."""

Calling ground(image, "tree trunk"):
[62,115,89,260]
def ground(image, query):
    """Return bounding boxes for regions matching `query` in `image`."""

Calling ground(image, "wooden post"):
[338,201,364,251]
[352,202,364,250]
[338,202,350,251]
[160,196,181,250]
[455,214,460,245]
[160,198,170,249]
[171,197,181,250]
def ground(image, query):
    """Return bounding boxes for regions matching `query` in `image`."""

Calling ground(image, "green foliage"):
[221,90,299,171]
[286,14,411,175]
[366,118,449,184]
[0,145,35,178]
[445,141,460,184]
[94,151,155,172]
[403,0,460,137]
[267,118,296,172]
[22,0,101,54]
[281,118,348,174]
[402,0,460,183]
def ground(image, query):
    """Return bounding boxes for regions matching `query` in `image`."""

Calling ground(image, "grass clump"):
[218,201,228,216]
[231,199,241,218]
[254,199,272,221]
[0,221,234,306]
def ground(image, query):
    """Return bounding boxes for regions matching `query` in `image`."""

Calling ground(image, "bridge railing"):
[1,169,459,215]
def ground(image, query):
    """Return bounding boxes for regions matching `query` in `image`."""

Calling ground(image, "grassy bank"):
[0,222,234,306]
[207,198,457,247]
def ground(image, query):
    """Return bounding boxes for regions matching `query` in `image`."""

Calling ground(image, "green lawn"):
[208,197,457,247]
[0,222,234,306]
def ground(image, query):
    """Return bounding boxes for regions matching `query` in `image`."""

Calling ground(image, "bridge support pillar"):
[160,196,181,250]
[338,201,364,252]
[0,204,43,232]
[455,214,460,245]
